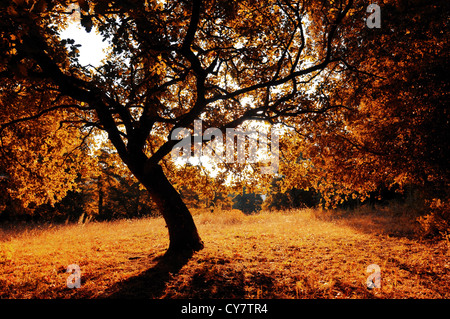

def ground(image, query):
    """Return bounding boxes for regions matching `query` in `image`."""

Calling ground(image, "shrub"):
[417,198,450,239]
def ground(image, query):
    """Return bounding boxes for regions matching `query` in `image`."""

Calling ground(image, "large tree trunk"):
[135,164,204,255]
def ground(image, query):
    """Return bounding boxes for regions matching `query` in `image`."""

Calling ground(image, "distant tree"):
[263,176,319,210]
[232,189,263,214]
[80,148,158,220]
[210,191,234,211]
[179,186,201,209]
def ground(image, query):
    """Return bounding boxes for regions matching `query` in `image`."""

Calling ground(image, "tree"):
[278,0,449,206]
[0,76,96,211]
[232,188,263,214]
[81,147,158,220]
[1,0,446,254]
[263,176,319,210]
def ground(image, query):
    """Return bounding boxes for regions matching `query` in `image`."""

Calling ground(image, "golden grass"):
[1,208,449,298]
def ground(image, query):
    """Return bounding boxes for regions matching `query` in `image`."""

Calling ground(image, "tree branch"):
[0,104,92,135]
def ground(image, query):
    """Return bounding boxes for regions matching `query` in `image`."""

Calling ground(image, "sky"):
[58,22,110,67]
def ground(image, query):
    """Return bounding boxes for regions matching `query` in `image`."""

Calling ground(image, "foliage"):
[417,198,450,240]
[232,189,263,214]
[279,0,449,206]
[0,91,95,209]
[262,176,319,210]
[1,146,158,223]
[80,148,158,221]
[0,0,448,248]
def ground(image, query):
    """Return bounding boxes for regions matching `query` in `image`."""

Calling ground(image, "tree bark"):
[135,164,204,255]
[97,175,103,217]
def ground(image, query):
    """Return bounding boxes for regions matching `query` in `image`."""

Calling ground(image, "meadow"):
[0,207,449,299]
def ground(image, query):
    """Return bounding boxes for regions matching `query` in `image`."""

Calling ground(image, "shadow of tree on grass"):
[100,252,248,299]
[163,261,247,298]
[101,252,193,298]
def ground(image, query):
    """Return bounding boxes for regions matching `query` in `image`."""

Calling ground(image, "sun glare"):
[58,22,110,68]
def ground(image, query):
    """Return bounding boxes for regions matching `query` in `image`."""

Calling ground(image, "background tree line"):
[0,148,157,223]
[0,164,417,223]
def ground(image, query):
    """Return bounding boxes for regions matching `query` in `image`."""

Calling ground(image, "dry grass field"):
[0,207,449,299]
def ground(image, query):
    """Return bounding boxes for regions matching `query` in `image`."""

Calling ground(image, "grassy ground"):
[0,208,449,299]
